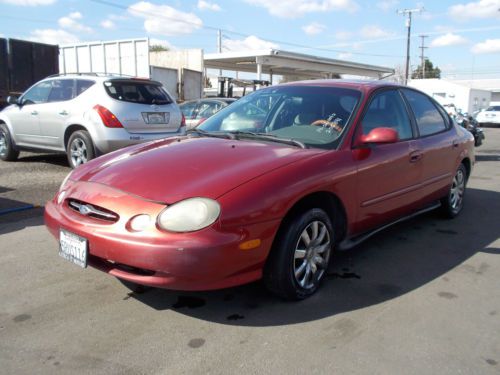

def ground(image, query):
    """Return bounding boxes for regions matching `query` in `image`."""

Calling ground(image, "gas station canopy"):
[204,49,394,80]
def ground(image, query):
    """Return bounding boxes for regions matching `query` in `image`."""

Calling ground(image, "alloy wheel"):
[450,168,465,211]
[0,131,6,156]
[293,220,331,289]
[70,138,88,167]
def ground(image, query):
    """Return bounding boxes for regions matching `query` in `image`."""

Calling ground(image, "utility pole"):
[419,35,428,79]
[217,29,222,77]
[397,8,423,85]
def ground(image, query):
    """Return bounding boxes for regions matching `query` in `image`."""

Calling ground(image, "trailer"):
[59,38,202,101]
[0,38,59,108]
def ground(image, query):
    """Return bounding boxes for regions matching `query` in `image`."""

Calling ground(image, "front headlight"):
[157,198,220,232]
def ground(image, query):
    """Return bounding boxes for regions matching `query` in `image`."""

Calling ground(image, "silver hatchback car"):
[0,74,185,168]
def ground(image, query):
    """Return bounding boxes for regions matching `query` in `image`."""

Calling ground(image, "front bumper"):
[44,181,278,290]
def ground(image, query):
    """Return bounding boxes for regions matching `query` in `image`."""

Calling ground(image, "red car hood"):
[71,137,321,203]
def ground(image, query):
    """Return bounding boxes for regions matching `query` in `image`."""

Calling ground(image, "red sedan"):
[45,80,474,300]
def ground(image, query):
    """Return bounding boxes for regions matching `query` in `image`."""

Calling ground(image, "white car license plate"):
[147,112,169,124]
[59,229,88,268]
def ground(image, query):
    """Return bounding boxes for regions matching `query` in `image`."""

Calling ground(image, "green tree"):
[412,58,441,79]
[149,44,169,52]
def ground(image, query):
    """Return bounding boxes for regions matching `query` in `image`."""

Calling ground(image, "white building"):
[453,79,500,105]
[408,79,491,114]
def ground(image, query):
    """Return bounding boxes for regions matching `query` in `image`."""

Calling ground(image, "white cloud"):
[430,33,467,47]
[244,0,359,18]
[0,0,55,5]
[377,0,398,12]
[337,52,352,59]
[223,35,278,51]
[471,38,500,54]
[302,22,326,35]
[128,1,202,36]
[58,12,93,33]
[197,0,221,11]
[359,25,393,39]
[335,30,352,40]
[29,29,79,45]
[101,19,115,29]
[449,0,500,20]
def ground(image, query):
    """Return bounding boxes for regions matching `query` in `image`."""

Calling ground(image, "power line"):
[89,0,405,58]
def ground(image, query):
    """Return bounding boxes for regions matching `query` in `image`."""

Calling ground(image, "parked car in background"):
[180,98,236,129]
[45,80,474,300]
[475,105,500,127]
[0,74,185,168]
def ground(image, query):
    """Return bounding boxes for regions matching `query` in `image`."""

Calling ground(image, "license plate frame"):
[145,112,169,124]
[59,229,88,268]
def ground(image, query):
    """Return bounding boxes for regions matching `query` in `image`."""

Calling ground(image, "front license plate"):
[146,112,169,124]
[59,229,88,268]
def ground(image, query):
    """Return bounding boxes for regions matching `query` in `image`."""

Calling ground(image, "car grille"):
[68,199,119,223]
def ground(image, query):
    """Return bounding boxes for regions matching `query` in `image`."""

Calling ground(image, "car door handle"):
[409,150,423,163]
[59,110,68,116]
[452,140,459,148]
[31,110,38,116]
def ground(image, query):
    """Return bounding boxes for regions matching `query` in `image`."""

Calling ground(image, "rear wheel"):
[440,163,467,218]
[0,123,19,161]
[67,130,95,168]
[264,208,334,300]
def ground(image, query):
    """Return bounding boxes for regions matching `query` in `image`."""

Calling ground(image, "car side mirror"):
[360,127,399,145]
[6,96,20,106]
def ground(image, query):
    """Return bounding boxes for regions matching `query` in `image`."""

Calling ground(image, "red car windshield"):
[198,86,362,149]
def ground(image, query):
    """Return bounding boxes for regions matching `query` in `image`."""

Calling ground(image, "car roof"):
[43,74,155,83]
[278,79,404,92]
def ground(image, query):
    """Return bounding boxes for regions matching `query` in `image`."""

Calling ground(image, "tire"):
[264,208,334,300]
[474,136,482,147]
[0,123,20,161]
[67,130,95,168]
[440,163,467,219]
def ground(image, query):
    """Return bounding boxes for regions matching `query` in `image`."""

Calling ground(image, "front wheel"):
[264,208,334,300]
[0,123,20,161]
[440,164,467,218]
[67,130,95,168]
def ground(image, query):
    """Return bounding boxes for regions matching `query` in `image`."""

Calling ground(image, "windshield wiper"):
[227,131,306,149]
[186,128,235,140]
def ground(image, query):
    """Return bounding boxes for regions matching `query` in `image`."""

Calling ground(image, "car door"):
[353,89,423,234]
[8,80,52,146]
[37,79,75,148]
[400,88,459,202]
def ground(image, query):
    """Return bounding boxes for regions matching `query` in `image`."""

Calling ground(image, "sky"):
[0,0,499,80]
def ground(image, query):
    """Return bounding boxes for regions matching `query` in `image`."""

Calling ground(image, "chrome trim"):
[69,201,118,220]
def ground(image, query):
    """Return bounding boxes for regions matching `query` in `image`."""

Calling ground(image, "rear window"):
[486,106,500,111]
[104,80,173,105]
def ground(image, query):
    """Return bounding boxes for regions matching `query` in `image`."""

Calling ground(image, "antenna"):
[397,7,423,85]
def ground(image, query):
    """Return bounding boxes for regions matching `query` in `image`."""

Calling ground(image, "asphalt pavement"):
[0,129,499,374]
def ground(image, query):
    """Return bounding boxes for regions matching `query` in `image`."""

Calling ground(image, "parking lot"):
[1,128,499,374]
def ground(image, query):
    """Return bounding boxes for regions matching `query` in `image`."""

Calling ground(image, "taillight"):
[181,113,186,127]
[93,105,123,128]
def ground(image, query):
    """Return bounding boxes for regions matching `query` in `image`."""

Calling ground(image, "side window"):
[402,89,447,137]
[196,102,221,119]
[361,90,413,140]
[22,81,52,105]
[76,80,95,96]
[47,80,75,103]
[180,102,198,119]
